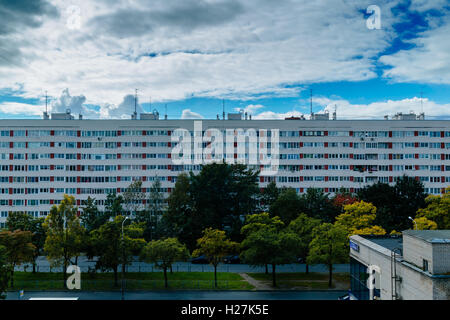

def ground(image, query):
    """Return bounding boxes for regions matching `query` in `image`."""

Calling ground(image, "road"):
[6,290,348,300]
[17,256,349,274]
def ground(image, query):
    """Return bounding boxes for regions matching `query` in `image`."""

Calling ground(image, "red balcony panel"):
[9,176,12,183]
[325,188,329,192]
[118,165,121,171]
[389,165,393,171]
[142,130,146,136]
[117,187,120,193]
[117,177,121,182]
[50,176,54,182]
[50,188,54,193]
[9,165,12,171]
[415,142,419,148]
[260,176,264,183]
[414,131,418,137]
[118,130,121,136]
[350,176,354,182]
[50,200,54,205]
[143,142,146,148]
[117,154,121,159]
[117,142,121,148]
[167,165,171,171]
[77,130,80,137]
[50,142,54,147]
[10,130,13,137]
[349,142,353,148]
[77,154,81,160]
[77,142,81,148]
[324,142,328,148]
[389,154,393,160]
[50,130,54,136]
[325,154,328,159]
[76,188,80,195]
[9,154,13,160]
[77,176,80,183]
[442,154,445,161]
[441,165,445,172]
[389,176,393,183]
[441,131,445,138]
[415,154,419,159]
[349,131,353,137]
[300,188,304,193]
[9,142,13,148]
[441,143,445,149]
[50,153,54,159]
[77,165,81,171]
[389,131,392,138]
[168,153,171,159]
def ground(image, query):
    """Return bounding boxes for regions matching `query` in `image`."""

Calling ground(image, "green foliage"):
[0,245,10,299]
[415,188,450,229]
[90,216,146,286]
[358,176,427,232]
[104,192,124,217]
[123,180,146,215]
[240,223,301,286]
[140,238,190,288]
[0,229,35,287]
[413,217,438,230]
[6,212,46,273]
[287,213,321,270]
[259,181,280,212]
[43,195,86,285]
[136,178,165,241]
[193,228,238,287]
[269,188,304,224]
[335,200,386,236]
[307,223,348,287]
[80,197,109,233]
[241,212,284,236]
[300,188,338,222]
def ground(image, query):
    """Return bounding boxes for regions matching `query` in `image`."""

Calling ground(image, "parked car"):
[223,255,240,264]
[191,255,209,264]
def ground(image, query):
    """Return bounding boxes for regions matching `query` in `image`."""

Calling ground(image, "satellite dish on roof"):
[152,109,159,115]
[66,108,71,114]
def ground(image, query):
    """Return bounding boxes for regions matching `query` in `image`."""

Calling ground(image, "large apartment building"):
[0,111,449,226]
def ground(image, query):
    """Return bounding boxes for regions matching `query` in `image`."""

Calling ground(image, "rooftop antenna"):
[45,91,48,114]
[420,90,424,114]
[164,104,167,120]
[222,99,225,120]
[310,89,313,118]
[134,89,138,114]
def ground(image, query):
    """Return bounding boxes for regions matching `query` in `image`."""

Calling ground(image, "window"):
[423,259,429,272]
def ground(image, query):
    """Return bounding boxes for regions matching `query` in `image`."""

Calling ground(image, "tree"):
[105,192,124,217]
[287,213,321,273]
[90,216,146,286]
[332,190,358,213]
[415,188,450,229]
[140,238,190,288]
[307,223,348,287]
[43,195,86,287]
[193,228,238,288]
[137,178,165,241]
[123,181,146,216]
[259,181,280,212]
[358,176,427,232]
[80,197,109,233]
[240,223,301,287]
[269,188,304,224]
[0,230,35,287]
[241,212,284,274]
[413,217,438,230]
[6,212,46,273]
[301,188,337,223]
[335,201,386,236]
[162,173,196,248]
[0,245,10,299]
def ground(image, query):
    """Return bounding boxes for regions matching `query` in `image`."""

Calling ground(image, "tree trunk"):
[272,264,276,287]
[32,261,36,273]
[170,265,173,274]
[214,265,217,288]
[164,267,168,288]
[265,264,268,274]
[305,263,309,274]
[10,268,14,287]
[114,266,118,287]
[63,260,68,289]
[328,264,333,288]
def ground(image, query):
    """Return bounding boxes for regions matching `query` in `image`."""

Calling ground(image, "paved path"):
[239,273,273,291]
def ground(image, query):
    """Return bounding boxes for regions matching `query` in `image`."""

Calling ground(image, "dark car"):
[223,255,240,264]
[191,255,209,264]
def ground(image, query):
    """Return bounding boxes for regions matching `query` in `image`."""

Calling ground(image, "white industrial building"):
[349,230,450,300]
[0,110,449,226]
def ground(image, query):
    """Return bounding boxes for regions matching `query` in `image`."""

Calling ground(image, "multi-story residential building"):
[0,111,449,227]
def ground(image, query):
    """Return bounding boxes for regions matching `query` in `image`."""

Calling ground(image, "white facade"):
[349,230,450,300]
[0,117,449,225]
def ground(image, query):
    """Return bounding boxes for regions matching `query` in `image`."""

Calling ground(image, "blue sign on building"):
[350,240,360,252]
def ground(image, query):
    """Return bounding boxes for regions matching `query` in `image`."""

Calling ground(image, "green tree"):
[105,192,124,217]
[0,230,35,287]
[0,245,10,299]
[240,223,301,287]
[123,180,146,216]
[6,212,46,273]
[335,201,386,236]
[140,238,190,288]
[43,195,86,287]
[193,228,238,288]
[413,217,438,230]
[259,181,280,212]
[269,188,304,224]
[90,216,146,286]
[80,197,109,233]
[307,223,348,287]
[161,173,195,246]
[287,213,322,273]
[301,188,337,223]
[415,187,450,229]
[137,178,165,241]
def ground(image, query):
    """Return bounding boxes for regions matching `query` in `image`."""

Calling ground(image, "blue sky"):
[0,0,449,120]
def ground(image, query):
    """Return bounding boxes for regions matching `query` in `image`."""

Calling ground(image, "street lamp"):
[121,216,129,300]
[408,216,417,230]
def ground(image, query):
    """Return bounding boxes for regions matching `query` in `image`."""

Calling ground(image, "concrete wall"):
[432,243,450,275]
[403,233,433,272]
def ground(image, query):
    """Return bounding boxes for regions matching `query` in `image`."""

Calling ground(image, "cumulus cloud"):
[314,96,450,120]
[0,102,42,116]
[181,109,203,119]
[99,94,144,119]
[50,88,86,114]
[234,104,264,115]
[251,110,306,120]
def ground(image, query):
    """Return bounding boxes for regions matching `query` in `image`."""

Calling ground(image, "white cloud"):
[181,109,203,119]
[314,96,450,120]
[0,0,401,110]
[0,102,42,116]
[251,110,306,120]
[234,104,264,114]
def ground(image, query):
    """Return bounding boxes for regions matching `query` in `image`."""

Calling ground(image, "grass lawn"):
[247,272,350,290]
[9,272,254,291]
